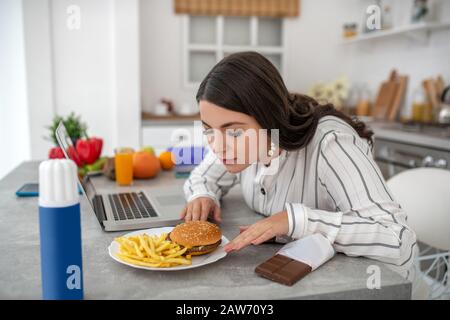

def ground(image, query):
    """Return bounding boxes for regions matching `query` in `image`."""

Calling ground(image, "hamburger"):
[169,221,222,256]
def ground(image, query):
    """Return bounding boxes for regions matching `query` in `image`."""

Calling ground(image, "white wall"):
[141,0,450,119]
[1,0,141,180]
[22,0,56,161]
[20,0,141,161]
[0,0,31,180]
[112,0,141,149]
[283,0,356,95]
[140,0,198,113]
[50,0,116,155]
[50,0,140,154]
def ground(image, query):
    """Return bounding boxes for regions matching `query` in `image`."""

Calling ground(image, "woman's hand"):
[180,197,221,223]
[224,210,289,253]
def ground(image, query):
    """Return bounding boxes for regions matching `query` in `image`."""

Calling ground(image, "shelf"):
[142,111,200,121]
[341,21,450,44]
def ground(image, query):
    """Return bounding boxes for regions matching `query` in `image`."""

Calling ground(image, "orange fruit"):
[133,151,161,179]
[159,151,175,170]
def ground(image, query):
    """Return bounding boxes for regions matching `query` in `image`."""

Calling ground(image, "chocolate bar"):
[255,254,312,286]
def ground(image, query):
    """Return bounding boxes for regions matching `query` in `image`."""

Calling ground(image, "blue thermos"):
[39,159,84,300]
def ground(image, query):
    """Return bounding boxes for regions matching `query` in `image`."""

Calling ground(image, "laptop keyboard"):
[108,192,158,221]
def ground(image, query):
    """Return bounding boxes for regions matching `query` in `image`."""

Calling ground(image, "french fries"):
[114,233,192,268]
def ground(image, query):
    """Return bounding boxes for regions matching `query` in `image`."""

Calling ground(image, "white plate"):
[108,226,229,271]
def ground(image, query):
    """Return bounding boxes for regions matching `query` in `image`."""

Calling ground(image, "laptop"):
[55,122,185,232]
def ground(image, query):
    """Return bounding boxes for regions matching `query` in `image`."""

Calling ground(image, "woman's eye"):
[226,129,244,137]
[202,128,214,136]
[202,128,243,138]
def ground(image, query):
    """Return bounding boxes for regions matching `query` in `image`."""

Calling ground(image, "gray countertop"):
[0,161,411,299]
[368,121,450,151]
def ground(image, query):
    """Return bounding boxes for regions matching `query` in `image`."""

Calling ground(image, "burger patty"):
[167,233,221,253]
[185,239,222,254]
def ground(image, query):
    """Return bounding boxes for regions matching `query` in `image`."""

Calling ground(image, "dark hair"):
[196,51,373,150]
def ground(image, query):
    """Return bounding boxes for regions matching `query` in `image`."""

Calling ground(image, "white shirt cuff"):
[285,202,308,239]
[277,234,335,271]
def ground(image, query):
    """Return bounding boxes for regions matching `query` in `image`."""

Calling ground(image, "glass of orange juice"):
[115,148,134,186]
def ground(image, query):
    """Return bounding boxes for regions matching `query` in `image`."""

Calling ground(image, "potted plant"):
[46,112,88,146]
[45,113,105,175]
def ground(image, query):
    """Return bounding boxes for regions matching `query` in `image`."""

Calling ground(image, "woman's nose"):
[210,131,226,154]
[211,132,235,157]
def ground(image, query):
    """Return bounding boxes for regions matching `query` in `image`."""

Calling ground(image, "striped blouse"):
[184,115,417,279]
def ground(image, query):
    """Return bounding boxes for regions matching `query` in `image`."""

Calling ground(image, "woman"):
[181,51,417,279]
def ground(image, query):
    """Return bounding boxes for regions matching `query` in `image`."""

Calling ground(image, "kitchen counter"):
[368,120,450,152]
[0,161,411,299]
[142,112,200,127]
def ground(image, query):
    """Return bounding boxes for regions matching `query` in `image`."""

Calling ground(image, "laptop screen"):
[55,122,96,210]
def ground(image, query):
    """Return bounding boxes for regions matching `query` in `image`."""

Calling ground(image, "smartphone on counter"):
[15,183,83,197]
[16,183,39,197]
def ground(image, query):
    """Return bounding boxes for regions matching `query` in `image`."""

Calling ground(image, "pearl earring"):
[268,141,276,157]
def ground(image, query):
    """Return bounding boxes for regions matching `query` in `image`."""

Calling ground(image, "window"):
[183,16,285,87]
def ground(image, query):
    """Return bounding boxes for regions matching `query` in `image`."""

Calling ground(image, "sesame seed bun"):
[169,221,222,255]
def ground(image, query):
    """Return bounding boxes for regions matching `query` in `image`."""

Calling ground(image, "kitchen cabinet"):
[183,15,285,87]
[369,121,450,179]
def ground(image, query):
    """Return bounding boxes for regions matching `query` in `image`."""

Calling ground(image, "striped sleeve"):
[183,149,239,206]
[286,130,417,268]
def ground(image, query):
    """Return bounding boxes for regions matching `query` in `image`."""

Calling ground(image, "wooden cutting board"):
[423,78,439,109]
[373,70,398,119]
[436,75,445,99]
[387,75,408,121]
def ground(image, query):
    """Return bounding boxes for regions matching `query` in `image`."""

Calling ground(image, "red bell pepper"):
[76,137,103,165]
[68,146,83,167]
[76,139,95,164]
[90,137,103,161]
[48,147,65,159]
